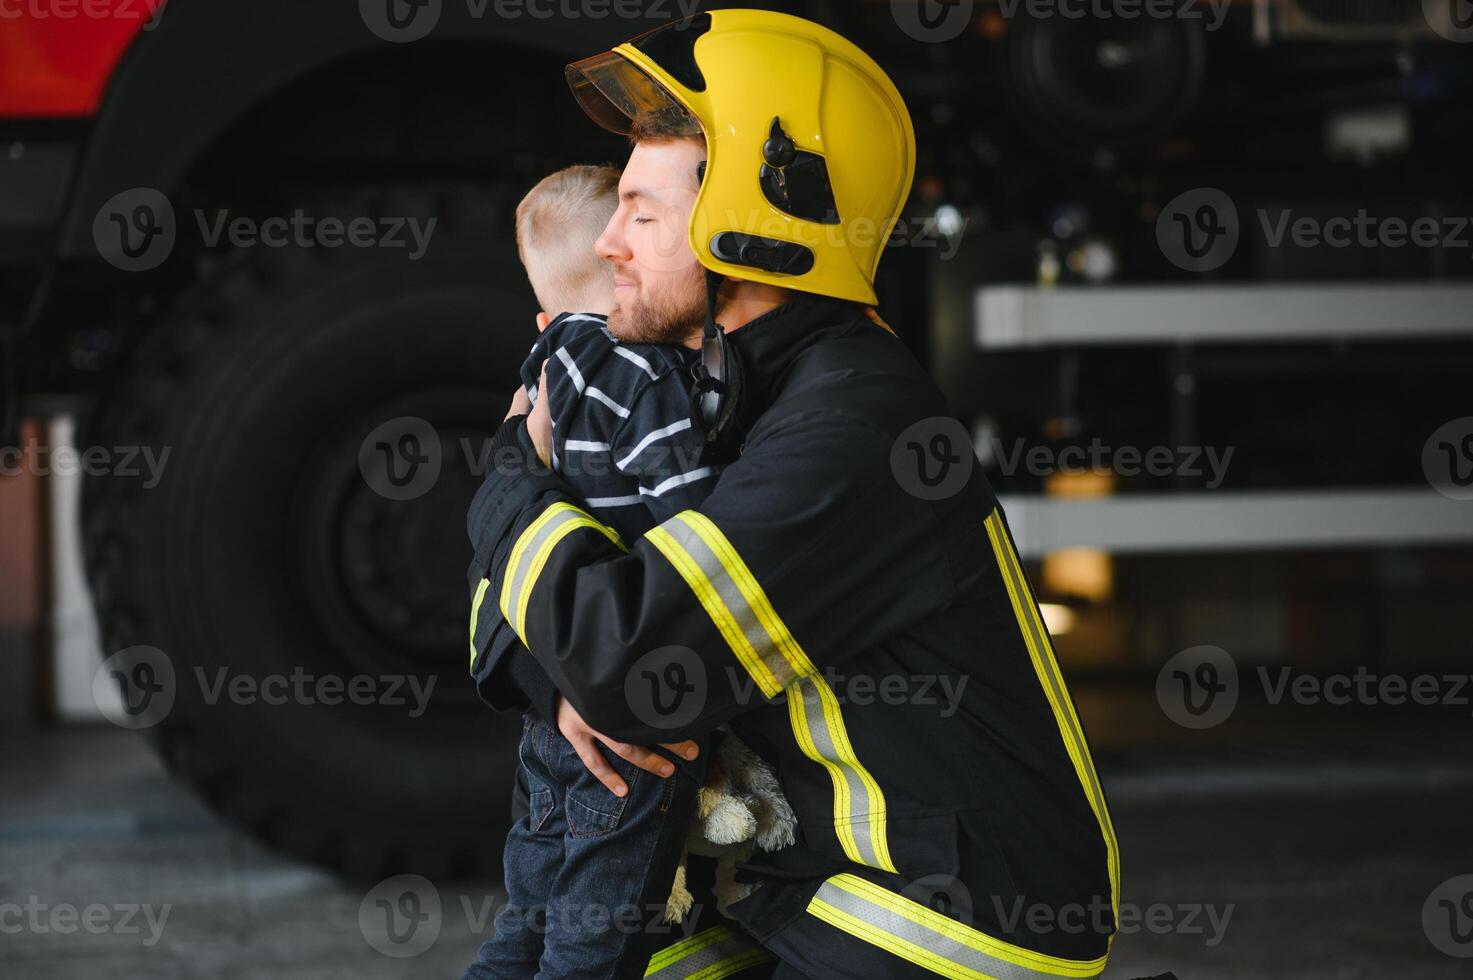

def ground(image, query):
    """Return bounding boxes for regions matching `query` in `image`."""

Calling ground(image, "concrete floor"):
[3,724,1471,979]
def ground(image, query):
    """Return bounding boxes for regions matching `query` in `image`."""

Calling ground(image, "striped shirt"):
[469,312,720,704]
[520,312,719,541]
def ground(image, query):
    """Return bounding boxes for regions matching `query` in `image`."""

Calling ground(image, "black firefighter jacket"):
[466,295,1120,979]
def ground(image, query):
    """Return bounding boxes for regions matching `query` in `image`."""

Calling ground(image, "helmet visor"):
[565,50,702,137]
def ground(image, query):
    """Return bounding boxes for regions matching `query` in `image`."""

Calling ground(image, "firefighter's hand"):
[527,363,553,467]
[555,695,700,798]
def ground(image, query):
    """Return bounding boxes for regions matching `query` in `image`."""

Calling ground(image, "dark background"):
[2,1,1471,976]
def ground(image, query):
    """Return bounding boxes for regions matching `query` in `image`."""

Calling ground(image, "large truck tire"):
[83,188,535,879]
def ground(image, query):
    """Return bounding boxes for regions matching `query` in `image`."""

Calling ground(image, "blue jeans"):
[464,715,709,980]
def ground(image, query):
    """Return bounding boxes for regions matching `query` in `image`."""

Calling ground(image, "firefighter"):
[469,10,1119,977]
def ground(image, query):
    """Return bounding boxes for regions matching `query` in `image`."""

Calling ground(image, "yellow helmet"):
[566,9,916,306]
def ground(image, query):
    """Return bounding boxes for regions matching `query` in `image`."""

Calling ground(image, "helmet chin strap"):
[691,267,745,464]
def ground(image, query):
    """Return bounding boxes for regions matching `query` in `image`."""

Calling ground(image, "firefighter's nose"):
[596,216,628,264]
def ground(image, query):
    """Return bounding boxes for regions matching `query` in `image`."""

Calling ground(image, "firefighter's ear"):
[535,312,552,332]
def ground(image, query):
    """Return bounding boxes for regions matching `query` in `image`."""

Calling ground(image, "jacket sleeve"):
[475,409,953,744]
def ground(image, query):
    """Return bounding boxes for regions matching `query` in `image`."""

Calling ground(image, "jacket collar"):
[725,293,867,425]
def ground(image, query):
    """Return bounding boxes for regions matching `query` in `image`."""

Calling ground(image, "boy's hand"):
[555,695,700,797]
[505,384,532,421]
[527,363,553,466]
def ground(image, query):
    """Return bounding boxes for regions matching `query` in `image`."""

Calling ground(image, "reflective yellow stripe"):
[499,504,573,635]
[515,514,620,638]
[498,502,624,645]
[808,873,1107,979]
[643,925,775,979]
[645,522,784,697]
[984,509,1121,932]
[647,510,892,874]
[788,676,897,873]
[469,577,491,667]
[676,511,818,680]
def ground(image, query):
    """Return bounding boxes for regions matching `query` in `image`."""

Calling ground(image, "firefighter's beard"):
[607,265,707,346]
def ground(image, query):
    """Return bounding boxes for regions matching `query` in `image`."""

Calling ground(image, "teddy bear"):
[662,731,797,923]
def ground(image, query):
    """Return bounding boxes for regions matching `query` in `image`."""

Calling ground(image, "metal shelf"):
[976,282,1473,349]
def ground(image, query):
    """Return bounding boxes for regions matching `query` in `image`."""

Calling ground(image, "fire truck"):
[4,1,1470,876]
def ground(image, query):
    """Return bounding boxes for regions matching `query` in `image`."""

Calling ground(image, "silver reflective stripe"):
[810,876,1105,980]
[643,926,772,979]
[660,516,798,689]
[502,508,586,637]
[790,676,886,870]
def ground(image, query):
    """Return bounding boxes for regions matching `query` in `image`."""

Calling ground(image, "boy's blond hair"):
[515,165,620,315]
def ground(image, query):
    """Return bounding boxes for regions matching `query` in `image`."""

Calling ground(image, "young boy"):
[464,165,719,980]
